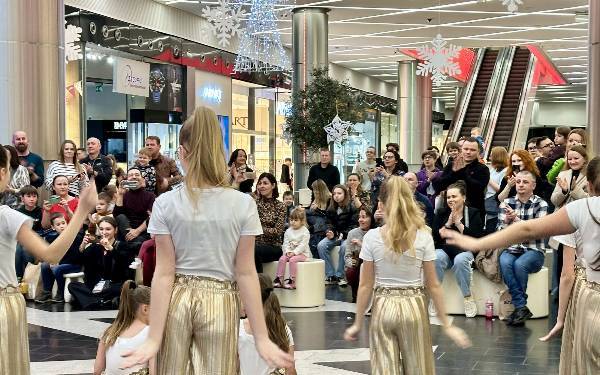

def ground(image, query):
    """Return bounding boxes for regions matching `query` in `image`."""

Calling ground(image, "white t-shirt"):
[147,186,263,280]
[486,166,507,199]
[238,319,294,375]
[104,325,149,375]
[566,197,600,282]
[353,160,376,191]
[359,227,436,288]
[0,205,32,288]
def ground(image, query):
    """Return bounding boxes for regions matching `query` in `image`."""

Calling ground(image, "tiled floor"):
[25,286,561,374]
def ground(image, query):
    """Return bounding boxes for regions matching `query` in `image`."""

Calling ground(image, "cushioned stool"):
[441,267,548,318]
[63,272,85,303]
[262,259,325,307]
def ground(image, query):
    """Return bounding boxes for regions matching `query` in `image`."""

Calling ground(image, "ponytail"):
[258,274,289,352]
[100,280,150,347]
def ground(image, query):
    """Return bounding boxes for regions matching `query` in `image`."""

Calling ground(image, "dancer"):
[0,145,97,375]
[121,107,292,373]
[442,156,600,374]
[344,176,470,375]
[94,280,153,375]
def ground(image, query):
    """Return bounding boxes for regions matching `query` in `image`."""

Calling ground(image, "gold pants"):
[0,287,30,375]
[572,280,600,374]
[157,274,240,375]
[370,286,435,375]
[559,265,586,375]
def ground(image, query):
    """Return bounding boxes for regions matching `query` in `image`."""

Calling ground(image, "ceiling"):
[154,0,590,106]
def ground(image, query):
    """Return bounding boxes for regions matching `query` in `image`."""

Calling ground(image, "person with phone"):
[228,149,256,193]
[496,150,548,204]
[45,140,89,197]
[41,175,79,229]
[370,150,405,206]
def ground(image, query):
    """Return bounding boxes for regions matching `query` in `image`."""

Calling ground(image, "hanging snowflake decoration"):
[324,115,353,144]
[416,34,462,87]
[65,22,83,63]
[280,123,293,144]
[502,0,523,13]
[202,0,246,48]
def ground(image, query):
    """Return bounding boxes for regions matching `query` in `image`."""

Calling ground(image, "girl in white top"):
[120,107,292,374]
[0,145,97,375]
[274,207,311,290]
[45,140,89,197]
[239,274,297,375]
[344,176,470,375]
[94,280,153,375]
[443,156,600,374]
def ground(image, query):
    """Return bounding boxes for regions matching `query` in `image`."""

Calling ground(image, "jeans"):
[499,250,545,309]
[317,238,345,278]
[15,244,35,279]
[276,254,307,279]
[41,263,82,296]
[435,250,474,297]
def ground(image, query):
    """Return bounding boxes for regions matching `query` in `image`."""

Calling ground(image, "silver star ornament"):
[324,115,352,144]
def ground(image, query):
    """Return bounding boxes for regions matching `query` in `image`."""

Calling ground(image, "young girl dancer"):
[274,207,311,290]
[443,157,600,374]
[239,274,297,375]
[0,146,97,375]
[121,107,292,373]
[94,280,153,375]
[344,176,470,375]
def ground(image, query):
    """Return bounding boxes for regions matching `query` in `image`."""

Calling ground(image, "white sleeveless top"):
[104,326,149,375]
[238,319,294,375]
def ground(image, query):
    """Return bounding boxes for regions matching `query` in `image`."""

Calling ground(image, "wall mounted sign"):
[200,86,223,103]
[113,57,150,96]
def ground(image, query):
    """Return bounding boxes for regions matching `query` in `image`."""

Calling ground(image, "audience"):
[274,207,311,290]
[307,148,340,192]
[134,147,157,193]
[45,140,89,197]
[346,173,370,210]
[15,185,43,280]
[352,146,377,191]
[12,130,44,188]
[384,143,409,172]
[547,129,587,184]
[485,147,508,232]
[229,148,256,194]
[370,150,405,205]
[1,145,30,209]
[282,190,294,228]
[145,136,182,195]
[42,175,79,228]
[417,150,442,207]
[306,179,331,258]
[526,137,540,160]
[404,172,434,227]
[81,137,113,193]
[445,142,461,163]
[254,173,286,273]
[344,206,375,302]
[76,147,87,162]
[497,150,549,204]
[89,192,114,235]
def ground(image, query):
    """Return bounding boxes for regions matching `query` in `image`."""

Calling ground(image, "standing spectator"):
[45,140,89,197]
[306,179,331,259]
[404,172,434,227]
[498,170,548,326]
[527,138,540,160]
[385,142,400,153]
[0,145,30,209]
[145,136,182,195]
[229,149,255,194]
[427,146,445,170]
[352,146,377,191]
[433,137,490,215]
[417,150,442,207]
[485,147,508,232]
[41,175,79,228]
[547,129,588,184]
[535,136,555,179]
[280,157,293,192]
[384,143,409,172]
[81,137,113,193]
[445,142,461,164]
[12,130,44,188]
[470,127,485,158]
[76,148,87,162]
[346,173,370,210]
[370,150,405,204]
[113,168,155,253]
[254,173,287,273]
[135,148,157,193]
[307,148,340,192]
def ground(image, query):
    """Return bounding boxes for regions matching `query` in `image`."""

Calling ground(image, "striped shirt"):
[45,161,89,197]
[498,194,548,252]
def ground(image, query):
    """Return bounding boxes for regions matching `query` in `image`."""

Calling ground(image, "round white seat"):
[262,259,325,308]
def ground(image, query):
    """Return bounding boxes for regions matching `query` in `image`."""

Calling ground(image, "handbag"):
[474,248,504,283]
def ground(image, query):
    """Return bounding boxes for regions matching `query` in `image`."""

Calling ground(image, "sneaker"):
[326,276,338,285]
[284,279,296,289]
[428,299,437,317]
[52,294,65,303]
[35,291,52,304]
[330,276,340,285]
[508,306,532,326]
[273,277,283,288]
[463,296,477,318]
[338,278,348,287]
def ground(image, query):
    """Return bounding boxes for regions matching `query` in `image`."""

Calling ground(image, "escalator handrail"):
[509,52,538,151]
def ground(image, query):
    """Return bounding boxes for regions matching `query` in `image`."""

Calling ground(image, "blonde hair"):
[137,147,152,157]
[378,176,428,256]
[101,281,150,347]
[311,179,331,210]
[289,207,306,225]
[179,107,230,205]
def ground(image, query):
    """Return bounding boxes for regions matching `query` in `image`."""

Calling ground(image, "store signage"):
[113,57,150,97]
[276,102,291,116]
[199,86,223,104]
[113,121,127,130]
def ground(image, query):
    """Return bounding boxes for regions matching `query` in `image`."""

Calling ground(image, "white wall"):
[530,101,587,128]
[328,63,397,99]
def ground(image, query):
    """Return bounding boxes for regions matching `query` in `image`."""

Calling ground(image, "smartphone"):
[48,195,60,204]
[122,181,138,189]
[375,158,384,168]
[512,165,520,173]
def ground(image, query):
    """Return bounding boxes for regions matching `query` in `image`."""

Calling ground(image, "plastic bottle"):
[485,298,494,320]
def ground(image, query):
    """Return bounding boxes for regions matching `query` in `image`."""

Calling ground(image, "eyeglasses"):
[383,155,395,160]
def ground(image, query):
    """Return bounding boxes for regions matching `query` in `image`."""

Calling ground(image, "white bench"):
[63,272,85,303]
[441,267,549,318]
[262,259,326,308]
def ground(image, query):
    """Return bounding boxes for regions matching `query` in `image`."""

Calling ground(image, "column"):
[397,61,432,167]
[0,0,65,159]
[291,7,329,192]
[589,0,600,154]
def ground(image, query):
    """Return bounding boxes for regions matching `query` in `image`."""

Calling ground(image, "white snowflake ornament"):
[502,0,523,13]
[416,34,462,87]
[202,0,246,48]
[324,115,352,144]
[65,22,83,63]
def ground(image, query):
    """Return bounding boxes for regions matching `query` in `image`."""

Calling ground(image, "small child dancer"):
[274,207,311,290]
[94,280,153,375]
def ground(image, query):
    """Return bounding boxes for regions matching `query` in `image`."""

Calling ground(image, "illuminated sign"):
[113,121,127,130]
[199,86,223,104]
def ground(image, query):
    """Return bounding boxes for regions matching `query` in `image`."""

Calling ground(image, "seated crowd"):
[11,125,590,328]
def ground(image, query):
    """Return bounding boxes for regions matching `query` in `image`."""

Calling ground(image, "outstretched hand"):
[441,230,480,252]
[256,337,294,370]
[78,179,98,213]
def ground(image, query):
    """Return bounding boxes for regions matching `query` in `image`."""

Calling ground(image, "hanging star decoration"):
[502,0,523,13]
[416,34,462,87]
[65,22,83,63]
[324,115,352,144]
[202,0,246,48]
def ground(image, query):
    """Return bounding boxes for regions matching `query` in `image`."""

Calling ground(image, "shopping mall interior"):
[0,0,598,374]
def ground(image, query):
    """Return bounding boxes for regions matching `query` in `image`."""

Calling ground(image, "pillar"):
[397,61,432,167]
[588,0,600,154]
[291,7,329,192]
[0,0,65,159]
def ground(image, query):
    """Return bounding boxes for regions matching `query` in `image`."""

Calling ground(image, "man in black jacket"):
[307,148,340,192]
[81,137,113,192]
[433,137,490,215]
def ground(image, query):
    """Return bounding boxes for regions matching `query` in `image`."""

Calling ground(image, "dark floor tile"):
[317,360,370,374]
[28,324,98,362]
